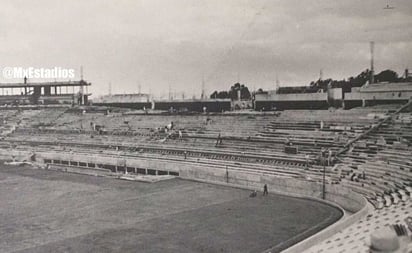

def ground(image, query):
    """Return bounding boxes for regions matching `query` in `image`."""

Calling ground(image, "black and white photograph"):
[0,0,412,252]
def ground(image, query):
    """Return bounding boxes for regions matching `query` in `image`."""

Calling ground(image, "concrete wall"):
[343,90,412,109]
[0,148,367,252]
[154,100,231,112]
[255,100,329,110]
[328,88,343,107]
[180,164,365,213]
[0,95,32,104]
[254,87,411,111]
[93,102,151,110]
[345,90,412,101]
[94,94,150,103]
[254,92,329,110]
[328,88,343,99]
[92,99,231,112]
[256,92,328,102]
[0,148,365,213]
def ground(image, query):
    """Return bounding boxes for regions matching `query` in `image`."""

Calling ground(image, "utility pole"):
[80,66,84,80]
[201,75,205,100]
[370,41,375,84]
[322,149,326,200]
[275,74,280,92]
[79,66,85,105]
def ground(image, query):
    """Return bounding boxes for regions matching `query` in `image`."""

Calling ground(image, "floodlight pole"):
[226,166,229,183]
[322,150,326,200]
[323,162,326,200]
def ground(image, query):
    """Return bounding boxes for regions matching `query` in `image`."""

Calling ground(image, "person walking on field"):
[263,184,268,196]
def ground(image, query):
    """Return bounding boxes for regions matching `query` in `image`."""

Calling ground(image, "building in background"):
[0,80,91,105]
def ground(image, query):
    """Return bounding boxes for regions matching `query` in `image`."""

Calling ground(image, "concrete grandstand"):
[0,94,411,251]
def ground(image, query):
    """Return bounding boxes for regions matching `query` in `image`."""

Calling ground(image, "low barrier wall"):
[0,148,368,252]
[0,149,366,213]
[179,164,365,213]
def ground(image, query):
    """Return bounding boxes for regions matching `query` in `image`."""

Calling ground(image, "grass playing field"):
[0,164,342,253]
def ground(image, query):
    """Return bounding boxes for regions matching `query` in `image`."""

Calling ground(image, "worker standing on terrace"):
[216,133,222,147]
[328,149,332,166]
[263,184,268,196]
[285,137,292,146]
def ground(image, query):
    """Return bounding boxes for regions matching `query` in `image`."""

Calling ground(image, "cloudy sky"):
[1,0,412,98]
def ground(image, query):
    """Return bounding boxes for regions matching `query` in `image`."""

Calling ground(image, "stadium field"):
[0,164,342,253]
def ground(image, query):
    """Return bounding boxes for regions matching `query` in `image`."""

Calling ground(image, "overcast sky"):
[1,0,412,98]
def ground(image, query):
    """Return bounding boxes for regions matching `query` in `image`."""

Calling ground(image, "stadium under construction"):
[1,70,411,252]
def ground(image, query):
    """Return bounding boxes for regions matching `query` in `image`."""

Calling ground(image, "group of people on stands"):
[319,148,333,166]
[350,170,366,182]
[157,121,184,141]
